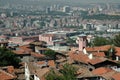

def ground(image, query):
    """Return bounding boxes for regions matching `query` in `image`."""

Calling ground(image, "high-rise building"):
[46,7,51,14]
[63,6,70,13]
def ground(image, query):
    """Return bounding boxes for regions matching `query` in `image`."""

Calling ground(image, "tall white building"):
[63,6,70,13]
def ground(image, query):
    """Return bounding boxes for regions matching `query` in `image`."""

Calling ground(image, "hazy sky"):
[1,0,120,3]
[1,0,120,7]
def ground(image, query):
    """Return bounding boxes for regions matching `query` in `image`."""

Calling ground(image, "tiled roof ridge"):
[0,69,15,78]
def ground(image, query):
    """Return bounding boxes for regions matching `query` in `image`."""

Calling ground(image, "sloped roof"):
[31,52,45,58]
[69,51,90,64]
[48,60,56,67]
[86,45,111,52]
[89,58,106,65]
[35,68,49,80]
[112,73,120,80]
[92,67,112,75]
[0,69,16,80]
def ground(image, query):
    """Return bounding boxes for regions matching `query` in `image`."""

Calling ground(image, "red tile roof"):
[18,45,32,52]
[89,58,106,65]
[112,73,120,80]
[115,47,120,56]
[0,69,16,80]
[69,51,107,65]
[92,67,112,75]
[31,52,45,58]
[37,61,46,65]
[69,51,90,64]
[86,45,111,52]
[35,68,49,80]
[48,60,55,67]
[13,45,32,55]
[7,66,14,74]
[13,50,30,55]
[92,52,105,57]
[115,47,120,52]
[86,45,120,57]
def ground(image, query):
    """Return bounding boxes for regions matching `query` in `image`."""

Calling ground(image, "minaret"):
[76,34,87,51]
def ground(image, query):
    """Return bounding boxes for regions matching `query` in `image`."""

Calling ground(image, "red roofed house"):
[112,73,120,80]
[92,67,115,80]
[115,47,120,61]
[0,66,16,80]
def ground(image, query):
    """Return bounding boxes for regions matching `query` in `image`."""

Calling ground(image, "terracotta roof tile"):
[89,58,106,65]
[112,73,120,80]
[69,51,90,64]
[115,47,120,52]
[86,45,111,52]
[92,52,105,57]
[37,61,46,65]
[13,50,30,55]
[48,60,55,67]
[115,52,120,56]
[92,67,112,75]
[31,52,45,58]
[0,69,16,80]
[18,45,32,52]
[7,66,14,74]
[35,68,49,80]
[115,47,120,56]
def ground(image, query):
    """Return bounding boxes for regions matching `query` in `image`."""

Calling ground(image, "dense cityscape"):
[0,0,120,80]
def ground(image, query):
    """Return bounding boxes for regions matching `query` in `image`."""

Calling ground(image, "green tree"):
[60,63,77,80]
[46,69,63,80]
[40,21,45,27]
[113,33,120,47]
[106,46,116,60]
[92,37,111,46]
[66,38,76,45]
[46,63,77,80]
[0,20,3,24]
[44,50,56,60]
[0,47,21,67]
[83,14,120,20]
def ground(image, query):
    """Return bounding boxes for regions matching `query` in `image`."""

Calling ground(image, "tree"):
[44,50,56,60]
[92,37,111,46]
[60,63,77,80]
[0,47,21,67]
[45,63,77,80]
[40,21,45,27]
[106,46,116,60]
[66,38,76,46]
[46,69,63,80]
[0,20,3,24]
[113,33,120,47]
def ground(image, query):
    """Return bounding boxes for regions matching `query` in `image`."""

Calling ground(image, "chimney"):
[83,48,88,54]
[116,56,119,61]
[97,50,100,53]
[89,53,93,59]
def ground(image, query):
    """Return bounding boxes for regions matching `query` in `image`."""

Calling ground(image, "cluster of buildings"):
[0,3,120,38]
[0,2,120,80]
[0,14,120,38]
[0,32,120,80]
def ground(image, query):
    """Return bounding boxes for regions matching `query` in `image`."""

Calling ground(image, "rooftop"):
[112,73,120,80]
